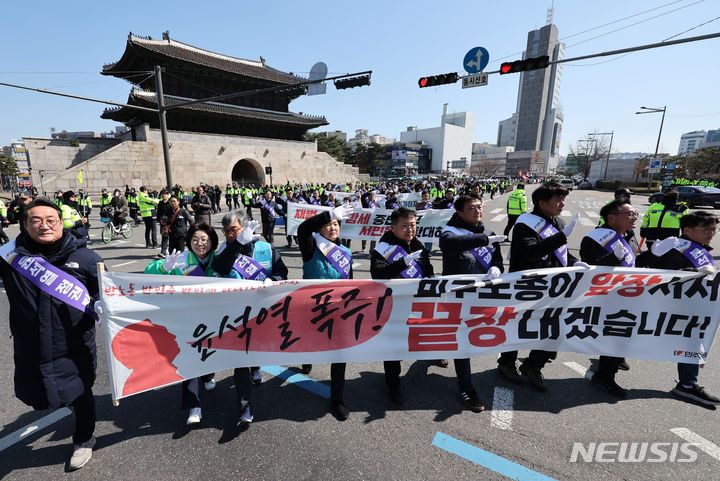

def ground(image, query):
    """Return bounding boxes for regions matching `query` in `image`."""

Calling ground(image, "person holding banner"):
[361,192,378,252]
[0,198,102,470]
[579,199,639,398]
[211,210,290,424]
[145,222,235,425]
[439,194,505,412]
[257,190,284,246]
[497,182,579,391]
[636,211,720,406]
[371,207,446,405]
[297,203,354,420]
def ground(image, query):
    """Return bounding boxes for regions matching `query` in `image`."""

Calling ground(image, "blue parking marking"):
[261,365,330,398]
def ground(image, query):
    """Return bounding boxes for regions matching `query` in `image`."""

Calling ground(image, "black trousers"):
[169,236,185,254]
[330,363,346,402]
[498,350,556,369]
[504,214,519,237]
[71,388,96,444]
[383,359,471,391]
[262,221,274,245]
[233,197,240,209]
[233,368,252,407]
[226,198,232,211]
[0,225,9,244]
[143,217,157,246]
[245,205,254,220]
[181,373,215,410]
[596,356,622,379]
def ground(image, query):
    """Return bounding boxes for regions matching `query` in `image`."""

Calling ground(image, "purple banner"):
[232,254,271,281]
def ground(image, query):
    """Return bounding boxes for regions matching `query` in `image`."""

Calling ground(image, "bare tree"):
[568,132,611,180]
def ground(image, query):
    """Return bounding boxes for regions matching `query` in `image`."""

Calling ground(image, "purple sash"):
[676,239,714,268]
[262,200,278,219]
[232,254,271,281]
[441,225,494,271]
[313,233,351,279]
[0,239,98,320]
[325,200,336,207]
[367,200,377,209]
[586,228,635,267]
[517,213,568,267]
[310,198,321,206]
[421,203,432,210]
[374,242,423,279]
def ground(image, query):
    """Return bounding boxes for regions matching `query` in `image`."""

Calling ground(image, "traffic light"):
[276,84,308,97]
[334,74,371,90]
[418,72,459,88]
[265,166,272,175]
[499,55,550,74]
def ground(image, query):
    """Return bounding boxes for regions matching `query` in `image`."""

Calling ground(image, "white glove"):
[563,213,580,237]
[573,261,591,268]
[237,220,259,245]
[252,234,261,242]
[94,301,104,316]
[698,264,717,277]
[651,237,680,257]
[485,266,501,279]
[162,250,186,271]
[404,250,423,266]
[330,203,353,221]
[263,277,274,285]
[613,242,626,261]
[487,235,507,244]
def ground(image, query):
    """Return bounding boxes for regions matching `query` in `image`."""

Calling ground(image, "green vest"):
[641,202,684,230]
[100,194,111,207]
[127,193,138,206]
[507,189,527,215]
[0,200,6,217]
[138,191,159,217]
[60,204,82,228]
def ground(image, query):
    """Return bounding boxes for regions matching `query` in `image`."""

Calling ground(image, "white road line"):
[352,262,362,269]
[115,240,128,244]
[135,243,147,247]
[491,387,514,430]
[564,361,594,380]
[114,260,137,268]
[560,211,572,217]
[0,408,72,452]
[671,427,720,461]
[489,214,506,222]
[490,208,503,214]
[578,217,595,227]
[584,211,600,218]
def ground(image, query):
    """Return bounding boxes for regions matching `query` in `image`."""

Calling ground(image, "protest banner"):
[100,266,720,401]
[285,202,453,242]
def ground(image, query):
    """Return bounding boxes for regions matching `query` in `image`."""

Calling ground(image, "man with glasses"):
[439,194,506,412]
[0,198,102,470]
[636,211,720,405]
[579,199,639,398]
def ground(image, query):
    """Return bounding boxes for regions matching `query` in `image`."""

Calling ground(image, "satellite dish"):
[308,61,328,96]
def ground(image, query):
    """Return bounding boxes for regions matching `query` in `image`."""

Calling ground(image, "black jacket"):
[580,228,639,266]
[370,230,434,279]
[211,238,288,281]
[167,206,193,239]
[439,213,503,275]
[256,199,284,225]
[0,231,102,409]
[509,209,577,272]
[636,235,709,272]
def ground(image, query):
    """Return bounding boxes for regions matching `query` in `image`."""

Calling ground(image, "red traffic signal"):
[265,166,272,175]
[499,55,550,75]
[418,72,459,88]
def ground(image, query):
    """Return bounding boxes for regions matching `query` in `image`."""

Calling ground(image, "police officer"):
[60,190,89,238]
[580,199,639,398]
[127,187,141,226]
[439,194,505,411]
[497,182,580,391]
[232,182,241,209]
[138,186,159,248]
[640,190,688,248]
[504,183,527,237]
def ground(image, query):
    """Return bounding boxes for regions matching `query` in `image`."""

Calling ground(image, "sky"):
[1,0,718,157]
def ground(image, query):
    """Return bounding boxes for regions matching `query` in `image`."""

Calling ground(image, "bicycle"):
[101,210,133,243]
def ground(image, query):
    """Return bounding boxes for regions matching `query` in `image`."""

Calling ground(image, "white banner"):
[285,202,453,242]
[100,267,720,401]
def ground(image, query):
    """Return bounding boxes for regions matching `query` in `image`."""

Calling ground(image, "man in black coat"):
[497,182,580,391]
[256,190,284,245]
[0,198,102,470]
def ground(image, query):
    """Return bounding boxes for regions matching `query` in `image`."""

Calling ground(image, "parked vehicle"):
[648,186,720,209]
[577,181,593,190]
[559,179,574,191]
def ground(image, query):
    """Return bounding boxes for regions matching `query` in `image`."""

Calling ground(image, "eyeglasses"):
[617,211,639,218]
[190,237,210,245]
[223,226,241,235]
[465,205,483,212]
[29,218,60,228]
[693,227,717,234]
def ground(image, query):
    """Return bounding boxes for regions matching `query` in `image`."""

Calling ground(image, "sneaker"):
[331,400,350,421]
[459,389,485,412]
[186,407,202,425]
[156,253,166,259]
[301,364,312,375]
[672,383,720,405]
[617,359,630,371]
[591,372,627,399]
[388,385,405,405]
[251,369,263,385]
[498,363,525,385]
[238,404,254,424]
[69,435,96,471]
[519,363,547,392]
[204,378,216,391]
[435,359,449,368]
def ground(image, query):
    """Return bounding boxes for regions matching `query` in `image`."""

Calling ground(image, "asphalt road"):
[2,188,720,480]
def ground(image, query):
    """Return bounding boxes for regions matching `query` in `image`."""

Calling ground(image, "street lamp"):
[589,131,614,180]
[636,106,666,190]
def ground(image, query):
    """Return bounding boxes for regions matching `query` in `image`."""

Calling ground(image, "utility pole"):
[154,65,173,190]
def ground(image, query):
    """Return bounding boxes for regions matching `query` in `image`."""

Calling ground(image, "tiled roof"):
[102,32,307,85]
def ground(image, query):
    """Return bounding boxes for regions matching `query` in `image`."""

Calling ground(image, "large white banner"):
[100,267,720,401]
[285,202,453,242]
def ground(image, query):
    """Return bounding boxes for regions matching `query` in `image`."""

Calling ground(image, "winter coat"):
[370,230,434,279]
[509,209,578,272]
[297,211,353,280]
[0,231,102,410]
[439,213,504,275]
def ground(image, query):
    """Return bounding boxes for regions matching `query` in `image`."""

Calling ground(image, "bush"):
[595,180,620,191]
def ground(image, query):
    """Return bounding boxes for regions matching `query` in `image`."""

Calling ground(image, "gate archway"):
[231,158,261,186]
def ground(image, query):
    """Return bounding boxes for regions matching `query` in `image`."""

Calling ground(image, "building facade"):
[471,143,513,177]
[678,131,707,156]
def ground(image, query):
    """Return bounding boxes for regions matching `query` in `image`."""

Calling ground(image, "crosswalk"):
[485,206,647,226]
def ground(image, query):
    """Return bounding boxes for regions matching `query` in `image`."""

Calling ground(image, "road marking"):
[352,262,362,269]
[584,211,599,218]
[564,361,594,380]
[560,211,571,217]
[489,214,506,222]
[579,217,595,227]
[115,240,128,244]
[135,243,147,247]
[432,432,558,480]
[490,208,503,214]
[490,387,513,430]
[261,365,330,398]
[0,408,72,452]
[670,427,720,461]
[113,260,137,268]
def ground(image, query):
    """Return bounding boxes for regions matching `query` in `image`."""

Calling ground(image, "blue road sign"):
[463,47,489,74]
